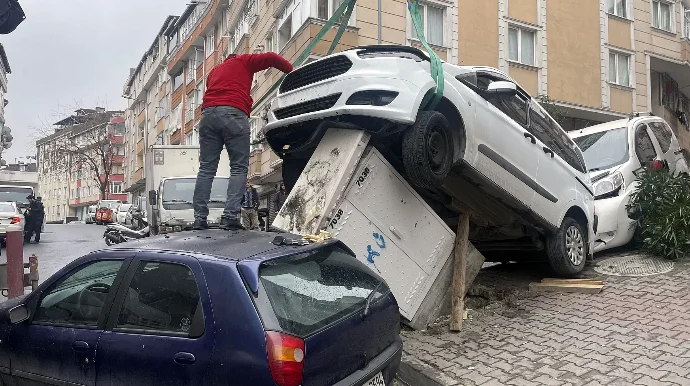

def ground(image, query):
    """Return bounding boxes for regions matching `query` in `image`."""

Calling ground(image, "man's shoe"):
[193,219,209,230]
[220,217,244,231]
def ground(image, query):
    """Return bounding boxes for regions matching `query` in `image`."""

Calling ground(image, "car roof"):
[104,229,330,262]
[569,116,668,138]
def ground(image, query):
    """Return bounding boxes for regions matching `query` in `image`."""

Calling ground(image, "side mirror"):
[485,81,518,99]
[7,304,29,324]
[148,190,157,206]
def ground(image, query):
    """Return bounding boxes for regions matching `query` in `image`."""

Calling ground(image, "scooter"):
[104,215,150,246]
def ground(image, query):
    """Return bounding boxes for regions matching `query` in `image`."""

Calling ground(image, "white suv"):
[265,45,595,276]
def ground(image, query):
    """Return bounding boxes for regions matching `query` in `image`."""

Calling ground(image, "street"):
[2,223,105,285]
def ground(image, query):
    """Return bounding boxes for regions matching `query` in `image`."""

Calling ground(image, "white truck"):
[145,145,230,235]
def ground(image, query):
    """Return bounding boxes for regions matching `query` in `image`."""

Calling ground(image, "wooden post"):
[450,213,470,331]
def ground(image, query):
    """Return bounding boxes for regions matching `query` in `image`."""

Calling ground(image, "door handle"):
[72,341,90,352]
[543,147,554,158]
[174,352,196,365]
[523,132,536,144]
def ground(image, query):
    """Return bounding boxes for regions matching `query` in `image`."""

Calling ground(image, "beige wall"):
[608,18,632,50]
[609,86,633,113]
[508,0,537,24]
[457,0,498,66]
[508,64,538,96]
[546,0,601,107]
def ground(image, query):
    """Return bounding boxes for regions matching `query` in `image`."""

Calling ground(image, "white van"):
[569,113,688,253]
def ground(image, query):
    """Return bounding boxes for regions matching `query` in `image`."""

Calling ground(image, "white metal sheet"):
[273,129,371,235]
[329,148,455,320]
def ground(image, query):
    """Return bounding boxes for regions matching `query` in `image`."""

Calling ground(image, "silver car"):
[0,201,25,245]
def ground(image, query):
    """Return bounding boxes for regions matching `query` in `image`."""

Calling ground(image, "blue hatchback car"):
[0,230,402,386]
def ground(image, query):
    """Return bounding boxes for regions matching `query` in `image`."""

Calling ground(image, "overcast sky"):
[2,0,187,162]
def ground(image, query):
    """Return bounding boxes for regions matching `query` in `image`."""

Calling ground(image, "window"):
[172,69,183,91]
[508,27,536,66]
[195,82,204,107]
[186,93,194,123]
[530,107,587,173]
[410,3,445,46]
[205,32,215,57]
[608,0,628,18]
[685,7,690,39]
[185,130,196,146]
[648,121,673,153]
[608,52,630,86]
[111,182,123,194]
[652,0,673,32]
[278,15,293,52]
[157,95,169,122]
[33,260,125,327]
[186,59,195,83]
[635,125,657,164]
[265,34,275,53]
[249,117,261,152]
[114,262,204,337]
[113,122,126,136]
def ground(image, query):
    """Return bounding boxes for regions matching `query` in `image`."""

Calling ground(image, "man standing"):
[241,182,260,230]
[273,182,288,212]
[31,197,45,243]
[192,52,293,231]
[23,195,34,242]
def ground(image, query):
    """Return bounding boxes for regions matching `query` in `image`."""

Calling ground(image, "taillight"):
[10,217,20,224]
[265,331,305,386]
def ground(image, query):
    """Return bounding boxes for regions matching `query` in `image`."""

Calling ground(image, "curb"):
[396,356,448,386]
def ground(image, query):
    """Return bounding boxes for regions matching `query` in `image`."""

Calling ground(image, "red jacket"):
[202,53,293,116]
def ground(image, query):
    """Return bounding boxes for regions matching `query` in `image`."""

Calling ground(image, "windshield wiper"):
[163,199,193,204]
[363,282,383,318]
[208,199,225,203]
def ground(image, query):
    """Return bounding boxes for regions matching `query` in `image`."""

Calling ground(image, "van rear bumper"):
[334,336,403,386]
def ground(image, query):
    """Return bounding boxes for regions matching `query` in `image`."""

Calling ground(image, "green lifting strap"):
[407,0,444,110]
[252,0,356,111]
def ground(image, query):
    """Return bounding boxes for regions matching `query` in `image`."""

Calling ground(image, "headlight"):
[594,172,624,199]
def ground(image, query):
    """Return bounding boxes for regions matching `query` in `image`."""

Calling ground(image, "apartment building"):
[458,0,690,144]
[0,44,11,162]
[36,109,127,223]
[122,16,179,200]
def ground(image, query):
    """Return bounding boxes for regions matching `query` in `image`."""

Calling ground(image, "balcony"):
[136,138,144,155]
[135,167,144,183]
[112,155,125,164]
[111,135,125,144]
[137,110,146,126]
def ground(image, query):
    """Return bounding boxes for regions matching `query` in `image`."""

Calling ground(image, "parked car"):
[264,45,595,276]
[85,205,97,224]
[0,201,24,245]
[568,113,688,253]
[0,230,402,386]
[116,203,132,225]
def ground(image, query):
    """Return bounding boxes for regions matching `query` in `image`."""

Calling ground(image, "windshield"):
[88,206,97,213]
[0,187,33,206]
[162,178,228,209]
[254,244,388,337]
[120,204,132,212]
[99,200,121,209]
[573,127,629,172]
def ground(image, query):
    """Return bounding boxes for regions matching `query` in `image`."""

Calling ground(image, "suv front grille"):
[274,93,341,120]
[279,56,353,93]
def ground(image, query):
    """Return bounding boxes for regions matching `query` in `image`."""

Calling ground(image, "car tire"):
[282,158,309,193]
[402,111,454,190]
[546,217,587,277]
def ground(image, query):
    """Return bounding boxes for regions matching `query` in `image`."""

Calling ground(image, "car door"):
[468,71,539,209]
[7,255,131,386]
[96,252,214,386]
[528,104,588,228]
[633,123,660,167]
[647,120,688,174]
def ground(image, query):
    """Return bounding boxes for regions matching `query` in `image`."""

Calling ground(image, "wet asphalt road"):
[1,223,108,286]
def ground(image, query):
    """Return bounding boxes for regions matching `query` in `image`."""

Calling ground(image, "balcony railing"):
[112,155,125,164]
[135,167,144,182]
[136,138,144,154]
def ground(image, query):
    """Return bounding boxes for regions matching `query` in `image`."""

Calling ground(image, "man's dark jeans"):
[193,106,250,223]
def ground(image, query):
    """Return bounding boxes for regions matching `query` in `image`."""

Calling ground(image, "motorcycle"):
[104,214,150,246]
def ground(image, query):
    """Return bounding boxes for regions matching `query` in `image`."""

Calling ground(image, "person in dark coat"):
[32,197,45,243]
[273,182,288,212]
[23,195,35,242]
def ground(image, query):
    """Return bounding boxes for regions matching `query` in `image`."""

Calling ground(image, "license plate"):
[364,372,385,386]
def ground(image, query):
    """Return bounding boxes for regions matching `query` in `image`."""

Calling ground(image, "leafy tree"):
[536,94,568,125]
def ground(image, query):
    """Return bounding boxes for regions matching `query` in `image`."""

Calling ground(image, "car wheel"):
[402,111,454,190]
[282,158,309,193]
[546,217,587,277]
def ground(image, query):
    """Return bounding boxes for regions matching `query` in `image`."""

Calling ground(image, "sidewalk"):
[398,251,690,386]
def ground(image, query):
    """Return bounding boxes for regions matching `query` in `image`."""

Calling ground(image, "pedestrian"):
[192,52,294,231]
[241,182,260,230]
[32,197,45,243]
[274,182,288,212]
[23,195,35,242]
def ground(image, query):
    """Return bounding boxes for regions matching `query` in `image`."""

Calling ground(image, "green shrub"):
[627,168,690,259]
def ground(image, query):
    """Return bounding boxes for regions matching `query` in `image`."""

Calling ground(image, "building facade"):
[0,43,11,162]
[37,109,127,223]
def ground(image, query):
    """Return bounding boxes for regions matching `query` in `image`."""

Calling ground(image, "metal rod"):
[378,0,382,44]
